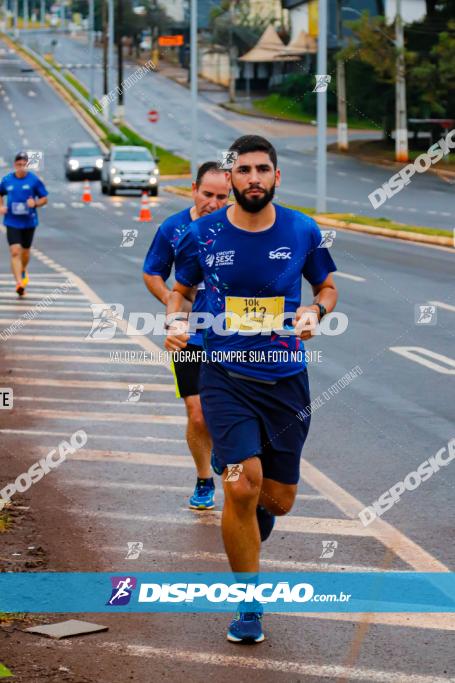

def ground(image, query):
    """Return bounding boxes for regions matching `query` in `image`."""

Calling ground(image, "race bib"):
[11,202,29,215]
[225,296,285,331]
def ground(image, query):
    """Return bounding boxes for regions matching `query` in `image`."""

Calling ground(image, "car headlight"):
[149,176,157,184]
[153,168,159,175]
[110,167,117,174]
[69,159,79,169]
[113,176,122,184]
[95,158,103,169]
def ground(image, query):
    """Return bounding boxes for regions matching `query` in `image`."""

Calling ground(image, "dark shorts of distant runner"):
[200,361,311,485]
[170,343,205,398]
[6,226,36,249]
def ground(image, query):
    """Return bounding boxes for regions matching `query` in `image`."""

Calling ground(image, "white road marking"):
[0,292,85,299]
[335,272,366,282]
[429,300,455,313]
[52,202,66,208]
[0,319,89,327]
[2,429,185,444]
[389,346,455,375]
[20,408,186,424]
[15,396,185,409]
[68,508,372,537]
[300,458,449,572]
[4,334,141,344]
[100,643,454,682]
[359,177,374,183]
[0,304,88,312]
[0,377,175,391]
[101,544,398,574]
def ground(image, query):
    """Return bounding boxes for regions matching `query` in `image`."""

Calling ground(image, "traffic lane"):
[0,38,96,182]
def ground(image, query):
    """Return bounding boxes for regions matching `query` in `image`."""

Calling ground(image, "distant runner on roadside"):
[0,151,48,296]
[165,135,338,644]
[143,160,230,510]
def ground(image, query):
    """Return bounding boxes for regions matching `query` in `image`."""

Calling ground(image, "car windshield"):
[113,149,152,161]
[71,147,100,157]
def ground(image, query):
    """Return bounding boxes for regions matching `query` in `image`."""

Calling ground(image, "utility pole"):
[40,0,45,26]
[107,0,115,120]
[13,0,17,37]
[102,0,109,119]
[228,1,236,102]
[190,0,198,177]
[395,0,408,161]
[88,0,95,105]
[316,0,327,213]
[116,0,124,121]
[336,0,348,151]
[23,0,29,29]
[60,1,65,30]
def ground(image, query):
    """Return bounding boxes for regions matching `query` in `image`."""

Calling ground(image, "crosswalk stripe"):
[0,304,87,312]
[0,319,93,327]
[99,642,455,681]
[18,408,186,424]
[15,396,185,409]
[1,377,174,391]
[5,334,146,345]
[69,508,372,536]
[61,478,323,502]
[101,545,396,573]
[2,429,185,444]
[0,292,86,299]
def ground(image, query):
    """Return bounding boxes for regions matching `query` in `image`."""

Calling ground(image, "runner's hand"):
[0,206,7,215]
[164,319,190,352]
[26,198,36,208]
[293,305,319,340]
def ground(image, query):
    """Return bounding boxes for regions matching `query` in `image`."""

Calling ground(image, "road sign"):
[158,35,184,47]
[148,109,159,123]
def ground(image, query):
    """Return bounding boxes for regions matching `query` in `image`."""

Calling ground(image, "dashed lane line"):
[335,272,366,282]
[389,347,455,375]
[429,301,455,313]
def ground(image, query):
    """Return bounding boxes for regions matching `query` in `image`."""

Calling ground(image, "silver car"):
[64,142,104,180]
[101,146,160,196]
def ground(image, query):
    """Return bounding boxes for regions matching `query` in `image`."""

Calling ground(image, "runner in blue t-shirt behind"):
[165,135,338,644]
[143,161,230,510]
[0,151,48,296]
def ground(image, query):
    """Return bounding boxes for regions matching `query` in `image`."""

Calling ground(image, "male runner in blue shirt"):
[165,135,338,643]
[143,161,230,510]
[0,151,48,296]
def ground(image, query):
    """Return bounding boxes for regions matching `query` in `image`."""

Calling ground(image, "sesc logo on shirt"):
[269,246,292,260]
[206,250,235,267]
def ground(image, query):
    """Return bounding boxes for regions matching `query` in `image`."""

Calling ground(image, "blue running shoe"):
[227,610,265,643]
[189,478,215,510]
[256,505,275,542]
[210,449,224,476]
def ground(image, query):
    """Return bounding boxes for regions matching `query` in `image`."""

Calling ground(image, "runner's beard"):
[232,181,275,213]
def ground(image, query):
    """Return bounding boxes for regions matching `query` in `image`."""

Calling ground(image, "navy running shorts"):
[200,361,311,485]
[6,226,36,249]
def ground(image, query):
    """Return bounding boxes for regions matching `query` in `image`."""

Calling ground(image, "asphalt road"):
[0,38,454,683]
[18,28,455,231]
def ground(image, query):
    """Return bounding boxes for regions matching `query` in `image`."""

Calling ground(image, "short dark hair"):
[195,161,225,187]
[228,135,277,169]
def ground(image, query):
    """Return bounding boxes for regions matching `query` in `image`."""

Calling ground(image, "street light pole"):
[40,0,45,26]
[107,0,115,121]
[23,0,28,30]
[88,0,95,106]
[116,0,124,121]
[13,0,17,37]
[316,0,328,213]
[190,0,198,177]
[395,0,408,161]
[336,0,348,151]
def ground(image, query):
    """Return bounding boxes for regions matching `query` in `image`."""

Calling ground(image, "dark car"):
[64,142,104,180]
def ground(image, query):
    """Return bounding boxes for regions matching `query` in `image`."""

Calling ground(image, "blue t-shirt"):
[175,204,337,381]
[0,171,48,228]
[143,207,206,347]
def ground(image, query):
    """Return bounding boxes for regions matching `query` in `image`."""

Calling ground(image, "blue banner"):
[1,572,454,613]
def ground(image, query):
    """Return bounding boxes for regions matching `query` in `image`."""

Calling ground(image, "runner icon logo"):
[319,231,336,248]
[107,576,137,606]
[320,540,338,559]
[415,304,437,325]
[225,464,244,482]
[125,542,143,560]
[86,304,124,340]
[121,229,138,247]
[126,384,144,402]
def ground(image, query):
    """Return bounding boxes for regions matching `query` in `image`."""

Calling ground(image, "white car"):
[101,146,160,196]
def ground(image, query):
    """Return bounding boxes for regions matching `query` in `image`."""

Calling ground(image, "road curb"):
[164,187,452,247]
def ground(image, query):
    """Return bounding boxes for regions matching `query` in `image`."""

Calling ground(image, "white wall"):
[158,0,185,23]
[288,4,309,41]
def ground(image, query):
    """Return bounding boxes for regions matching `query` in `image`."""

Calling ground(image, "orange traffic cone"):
[82,179,92,204]
[138,192,152,222]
